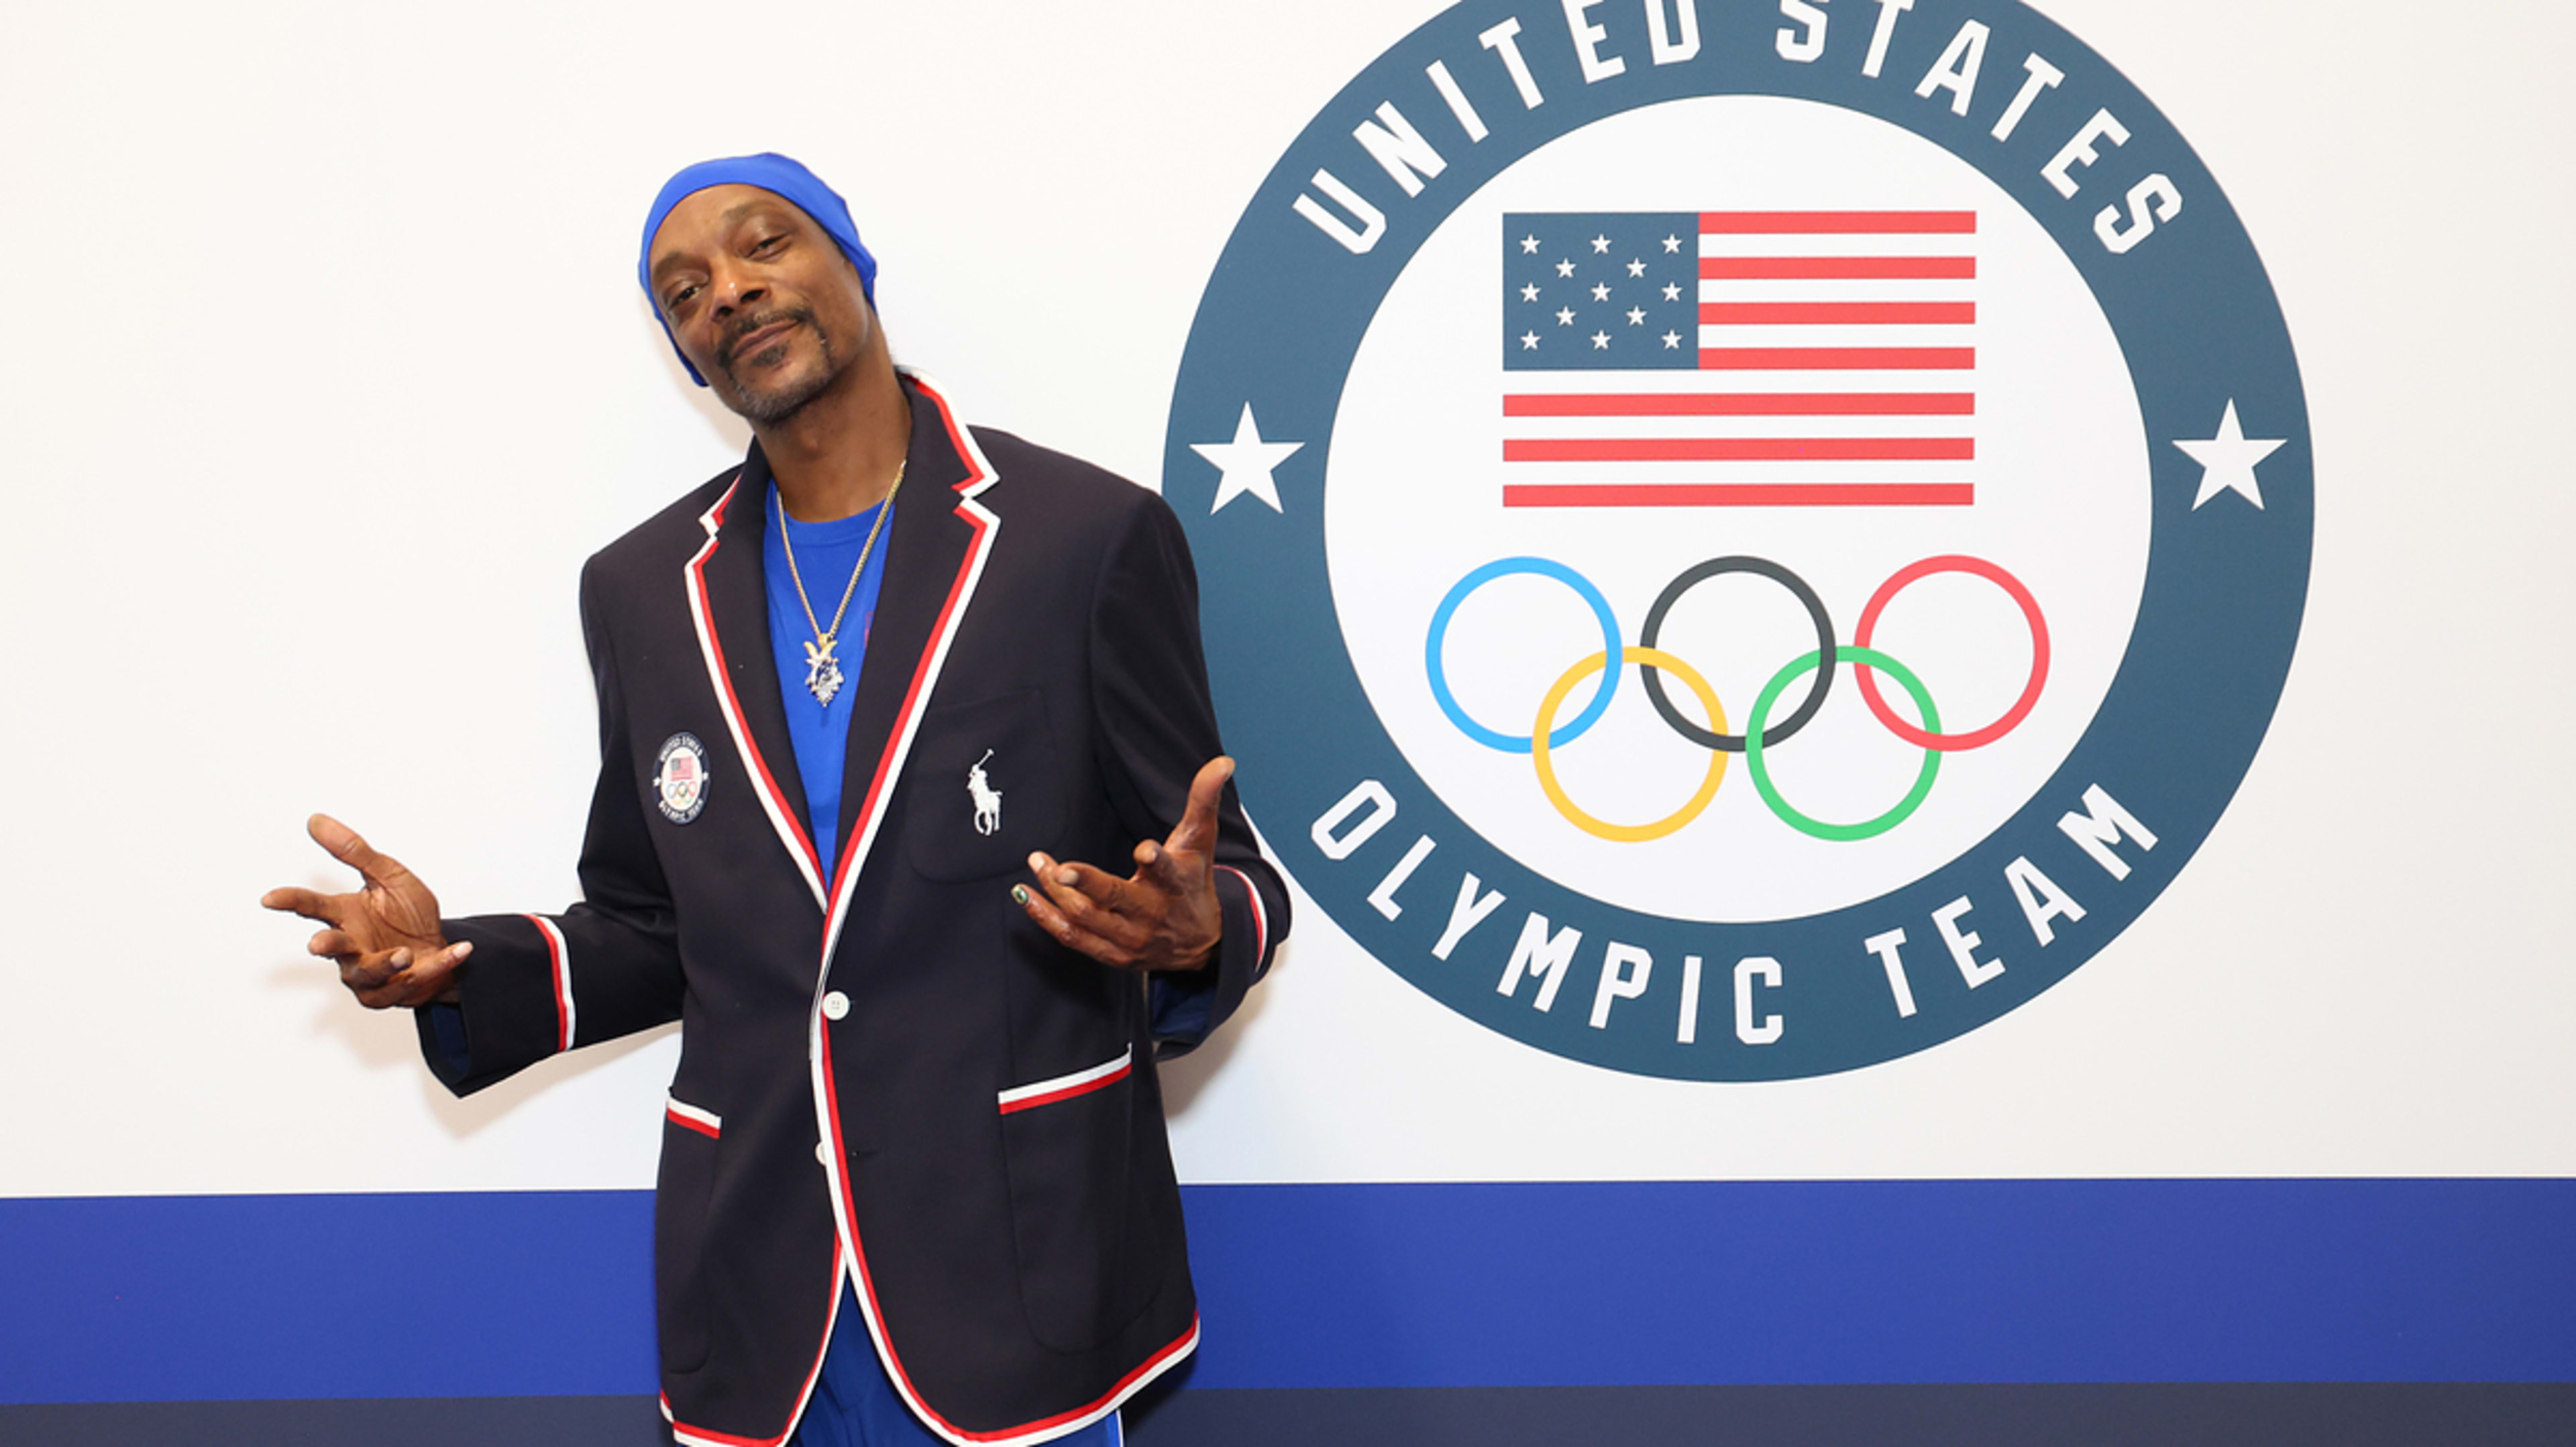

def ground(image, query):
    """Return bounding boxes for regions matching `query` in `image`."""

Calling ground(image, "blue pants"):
[791,1281,1122,1446]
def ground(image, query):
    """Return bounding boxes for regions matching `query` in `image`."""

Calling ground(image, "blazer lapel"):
[693,443,828,902]
[824,374,1002,908]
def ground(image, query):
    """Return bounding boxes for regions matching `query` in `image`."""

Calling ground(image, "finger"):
[1133,835,1206,896]
[1163,756,1234,859]
[1011,882,1137,967]
[341,947,409,994]
[308,814,419,893]
[350,941,473,1008]
[399,942,474,1004]
[307,928,359,961]
[1030,853,1136,914]
[262,886,345,924]
[1026,856,1150,949]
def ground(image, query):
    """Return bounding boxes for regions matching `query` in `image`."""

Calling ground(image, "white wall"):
[1,0,2567,1198]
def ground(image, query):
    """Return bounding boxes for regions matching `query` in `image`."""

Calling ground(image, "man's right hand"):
[261,814,472,1010]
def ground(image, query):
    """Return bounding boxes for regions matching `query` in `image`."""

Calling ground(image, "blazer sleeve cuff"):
[413,913,576,1096]
[1153,864,1275,1059]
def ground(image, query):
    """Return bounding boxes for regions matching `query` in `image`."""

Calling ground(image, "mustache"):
[717,307,817,369]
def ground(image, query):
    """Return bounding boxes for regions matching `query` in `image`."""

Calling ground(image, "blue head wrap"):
[638,152,879,386]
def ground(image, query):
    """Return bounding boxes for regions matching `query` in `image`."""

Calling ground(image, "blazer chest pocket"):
[907,689,1067,882]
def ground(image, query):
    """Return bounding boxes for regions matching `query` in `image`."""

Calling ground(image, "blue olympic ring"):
[1426,557,1624,753]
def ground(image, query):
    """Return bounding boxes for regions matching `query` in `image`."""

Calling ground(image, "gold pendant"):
[804,637,845,705]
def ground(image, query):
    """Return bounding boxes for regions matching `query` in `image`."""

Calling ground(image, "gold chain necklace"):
[777,460,903,705]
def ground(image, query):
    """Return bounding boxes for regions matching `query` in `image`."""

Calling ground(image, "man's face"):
[647,184,874,423]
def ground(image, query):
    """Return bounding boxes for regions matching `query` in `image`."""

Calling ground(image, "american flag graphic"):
[1501,210,1978,508]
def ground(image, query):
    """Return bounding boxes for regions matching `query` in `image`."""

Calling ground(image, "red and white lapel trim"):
[684,478,832,909]
[998,1047,1134,1116]
[523,914,575,1053]
[803,374,1197,1445]
[815,368,999,965]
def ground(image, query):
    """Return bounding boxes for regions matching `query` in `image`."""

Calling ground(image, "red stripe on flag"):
[1701,211,1976,234]
[1699,301,1975,326]
[1505,392,1976,417]
[1701,256,1978,280]
[1504,437,1974,463]
[1505,484,1977,507]
[1701,347,1976,370]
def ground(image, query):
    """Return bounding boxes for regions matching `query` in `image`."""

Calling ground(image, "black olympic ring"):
[1637,557,1838,753]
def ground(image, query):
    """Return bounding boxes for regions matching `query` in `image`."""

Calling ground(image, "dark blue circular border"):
[1163,0,2311,1080]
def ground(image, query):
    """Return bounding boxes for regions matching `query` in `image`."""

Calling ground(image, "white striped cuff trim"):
[996,1047,1133,1114]
[1216,865,1268,967]
[525,914,574,1053]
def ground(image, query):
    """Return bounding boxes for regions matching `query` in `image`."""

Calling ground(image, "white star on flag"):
[1192,404,1303,515]
[2174,400,2286,511]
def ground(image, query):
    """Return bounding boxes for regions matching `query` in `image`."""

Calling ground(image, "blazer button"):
[822,991,851,1020]
[816,1140,830,1165]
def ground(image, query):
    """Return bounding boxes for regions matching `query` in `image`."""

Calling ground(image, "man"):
[262,153,1288,1447]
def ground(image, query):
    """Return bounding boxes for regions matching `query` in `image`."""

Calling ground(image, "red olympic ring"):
[1853,555,2049,752]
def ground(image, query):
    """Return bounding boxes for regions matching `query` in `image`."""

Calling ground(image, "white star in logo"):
[1662,331,1682,350]
[1663,234,1682,253]
[2174,400,2286,511]
[1662,282,1683,302]
[1591,234,1612,254]
[1591,331,1611,350]
[1556,307,1576,326]
[1556,259,1577,278]
[1626,307,1647,325]
[1191,403,1303,515]
[1521,235,1541,254]
[1519,283,1541,303]
[1521,332,1540,350]
[1590,282,1611,302]
[1625,260,1647,278]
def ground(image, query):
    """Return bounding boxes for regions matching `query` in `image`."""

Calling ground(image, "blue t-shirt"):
[764,483,893,881]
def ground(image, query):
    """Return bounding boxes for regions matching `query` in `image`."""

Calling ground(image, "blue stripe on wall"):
[4,1180,2571,1405]
[0,1191,658,1403]
[1180,1180,2576,1387]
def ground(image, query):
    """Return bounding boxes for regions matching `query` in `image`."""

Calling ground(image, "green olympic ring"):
[1745,646,1943,843]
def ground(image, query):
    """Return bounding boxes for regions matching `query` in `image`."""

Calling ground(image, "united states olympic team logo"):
[1166,0,2310,1080]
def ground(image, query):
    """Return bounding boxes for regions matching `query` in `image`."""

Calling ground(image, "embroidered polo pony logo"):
[967,750,1004,837]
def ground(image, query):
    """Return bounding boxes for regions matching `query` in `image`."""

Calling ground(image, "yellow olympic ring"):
[1531,647,1730,843]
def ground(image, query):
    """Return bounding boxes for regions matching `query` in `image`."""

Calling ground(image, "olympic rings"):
[1854,555,2049,751]
[1638,556,1837,753]
[1423,553,2049,841]
[1533,648,1731,843]
[1427,558,1624,753]
[1745,647,1943,842]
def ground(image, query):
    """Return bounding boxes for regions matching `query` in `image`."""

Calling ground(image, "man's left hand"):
[1017,757,1232,973]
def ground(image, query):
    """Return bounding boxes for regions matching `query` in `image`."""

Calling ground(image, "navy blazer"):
[417,373,1288,1447]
